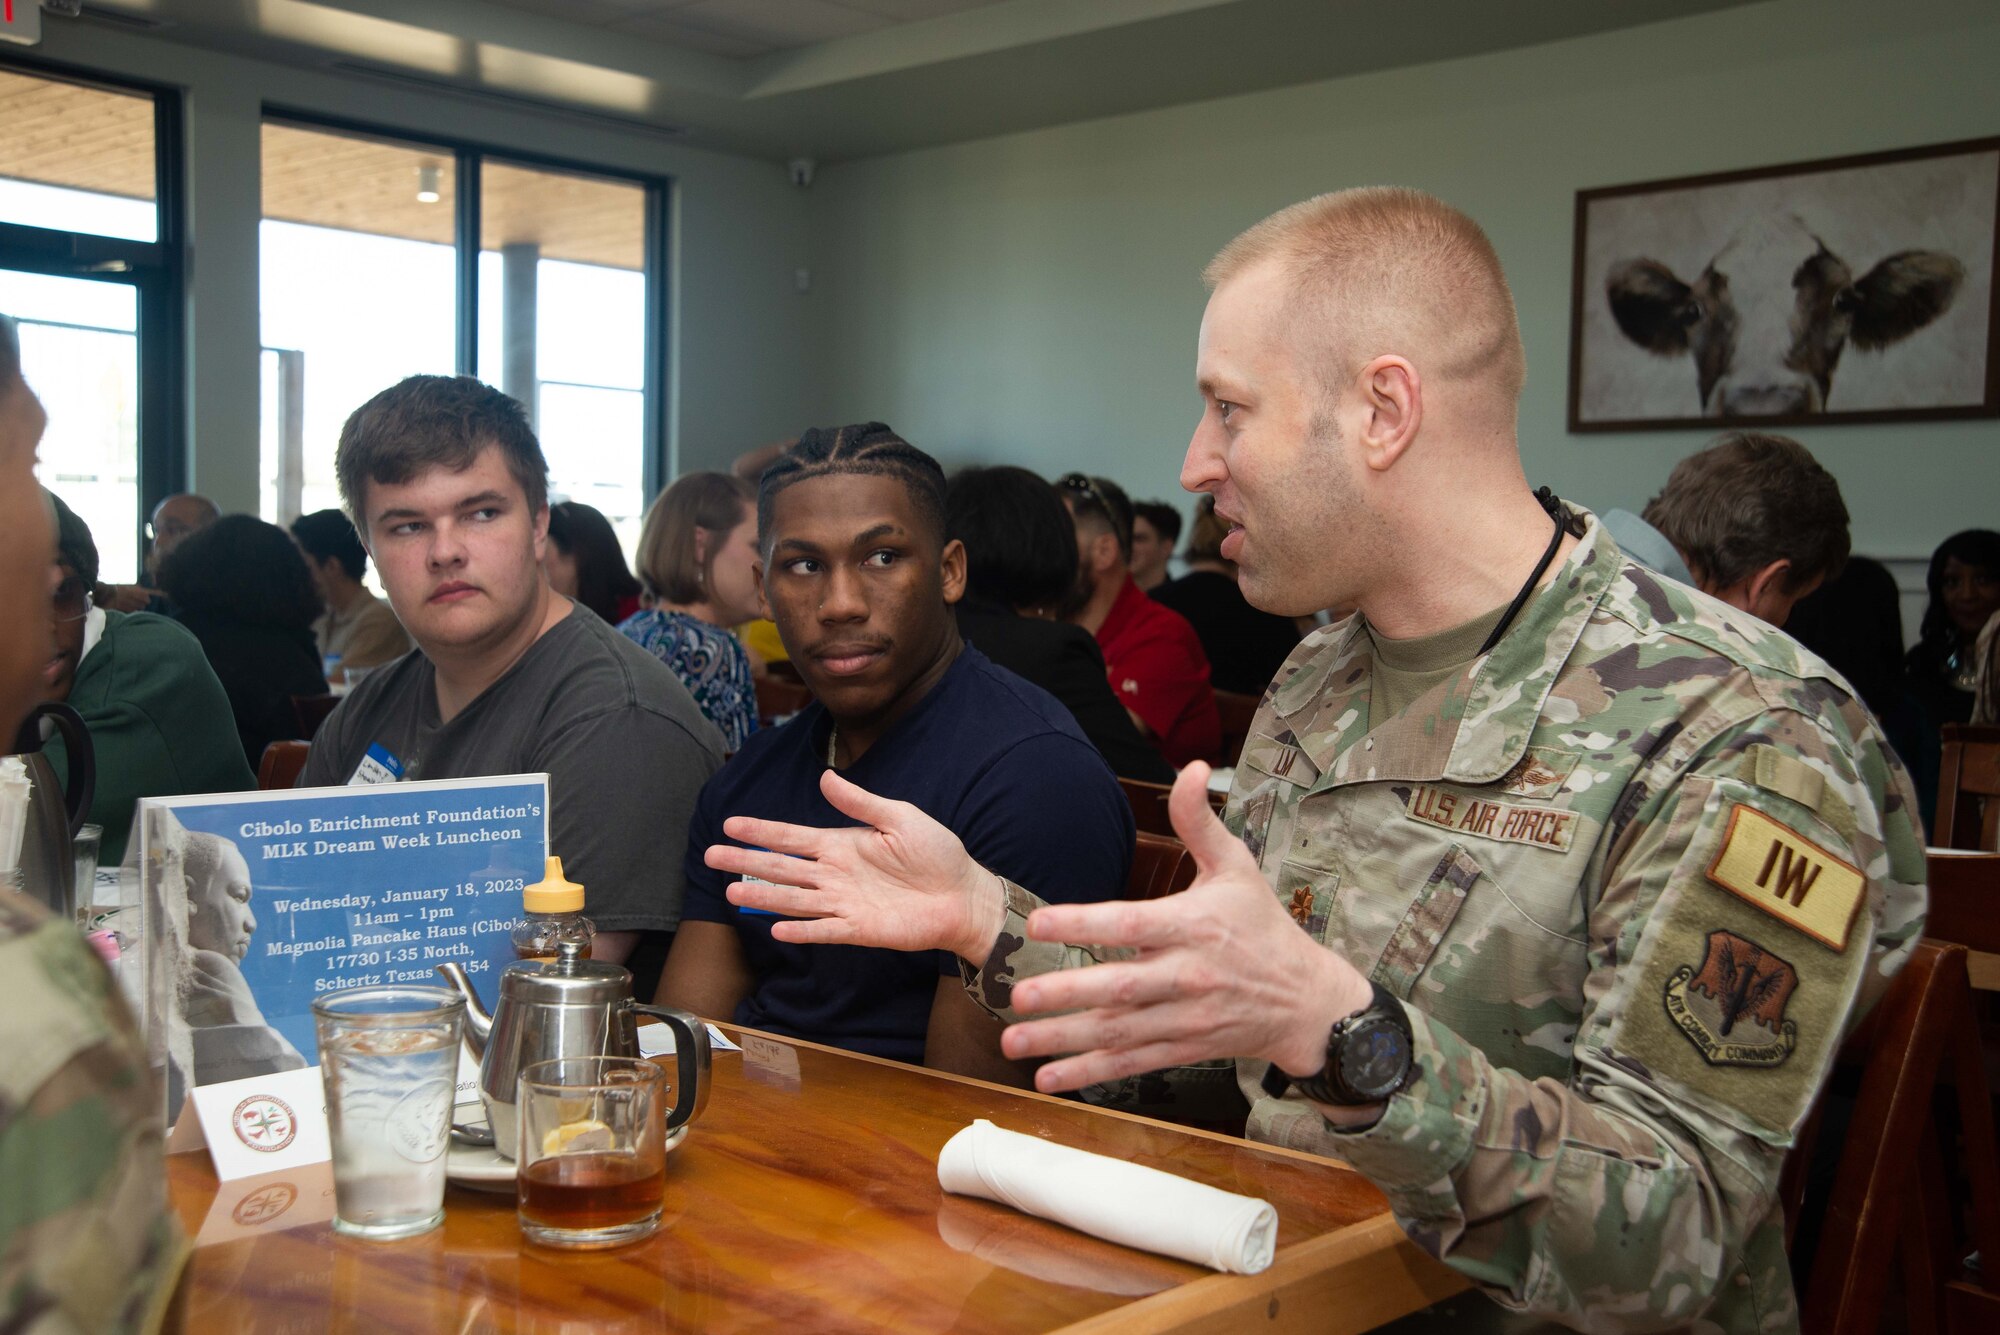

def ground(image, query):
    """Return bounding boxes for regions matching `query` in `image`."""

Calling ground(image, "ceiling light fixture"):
[416,162,441,204]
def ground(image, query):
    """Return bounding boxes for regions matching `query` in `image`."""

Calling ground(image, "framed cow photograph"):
[1569,136,2000,431]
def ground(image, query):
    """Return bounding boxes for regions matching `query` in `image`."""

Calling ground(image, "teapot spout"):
[434,962,492,1055]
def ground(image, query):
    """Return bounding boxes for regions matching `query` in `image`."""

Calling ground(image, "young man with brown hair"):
[300,375,725,971]
[1603,431,1850,628]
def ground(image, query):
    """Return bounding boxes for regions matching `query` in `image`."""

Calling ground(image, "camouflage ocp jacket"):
[965,510,1928,1334]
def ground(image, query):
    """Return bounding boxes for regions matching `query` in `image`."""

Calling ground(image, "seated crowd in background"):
[546,498,644,626]
[1151,494,1303,696]
[617,471,763,751]
[291,507,413,680]
[1057,472,1220,767]
[42,490,252,865]
[158,514,328,769]
[946,465,1175,784]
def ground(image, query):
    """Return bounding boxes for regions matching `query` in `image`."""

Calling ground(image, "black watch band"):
[1260,981,1415,1106]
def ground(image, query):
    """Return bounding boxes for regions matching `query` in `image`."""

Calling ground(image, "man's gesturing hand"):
[999,762,1373,1095]
[707,768,1006,963]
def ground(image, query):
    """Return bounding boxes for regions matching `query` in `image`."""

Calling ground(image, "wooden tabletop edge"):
[715,1023,1369,1170]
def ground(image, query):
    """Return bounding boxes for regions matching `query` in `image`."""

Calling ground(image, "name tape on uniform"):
[1407,785,1576,852]
[1705,803,1864,953]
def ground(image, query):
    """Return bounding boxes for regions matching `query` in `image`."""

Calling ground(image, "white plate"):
[446,1137,518,1192]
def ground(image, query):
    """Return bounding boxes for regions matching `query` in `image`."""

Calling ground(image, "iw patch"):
[1407,785,1575,852]
[1664,929,1799,1067]
[1705,804,1865,952]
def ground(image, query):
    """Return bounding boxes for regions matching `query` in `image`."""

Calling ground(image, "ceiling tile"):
[673,0,890,49]
[833,0,1001,21]
[604,13,775,59]
[484,0,662,26]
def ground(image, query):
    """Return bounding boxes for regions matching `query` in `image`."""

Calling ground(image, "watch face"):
[1337,1020,1410,1101]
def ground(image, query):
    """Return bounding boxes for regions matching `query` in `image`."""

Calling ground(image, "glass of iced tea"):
[516,1056,668,1248]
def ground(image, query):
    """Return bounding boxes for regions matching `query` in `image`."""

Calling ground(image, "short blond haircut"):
[1204,187,1526,403]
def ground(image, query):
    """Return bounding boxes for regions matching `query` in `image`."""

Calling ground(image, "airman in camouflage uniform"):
[962,509,1927,1332]
[706,187,1928,1333]
[0,889,181,1332]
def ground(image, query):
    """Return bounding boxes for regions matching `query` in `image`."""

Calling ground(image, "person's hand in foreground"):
[710,763,1377,1108]
[1000,763,1373,1102]
[708,769,1004,962]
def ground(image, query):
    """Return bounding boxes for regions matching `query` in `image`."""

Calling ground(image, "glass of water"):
[311,986,466,1240]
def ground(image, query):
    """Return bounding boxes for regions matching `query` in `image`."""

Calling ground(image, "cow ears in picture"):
[1605,259,1701,354]
[1846,250,1966,349]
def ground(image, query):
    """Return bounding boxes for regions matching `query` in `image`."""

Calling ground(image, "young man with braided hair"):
[655,423,1132,1085]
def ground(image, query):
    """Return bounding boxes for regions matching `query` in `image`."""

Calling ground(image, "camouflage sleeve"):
[0,892,184,1333]
[956,879,1246,1119]
[1312,708,1927,1330]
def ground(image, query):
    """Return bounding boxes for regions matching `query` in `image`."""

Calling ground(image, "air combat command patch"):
[1664,929,1799,1067]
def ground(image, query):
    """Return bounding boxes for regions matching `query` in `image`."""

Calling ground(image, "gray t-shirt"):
[300,606,726,932]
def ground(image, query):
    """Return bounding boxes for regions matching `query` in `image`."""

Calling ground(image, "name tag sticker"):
[347,743,403,787]
[1407,785,1576,852]
[1706,803,1864,953]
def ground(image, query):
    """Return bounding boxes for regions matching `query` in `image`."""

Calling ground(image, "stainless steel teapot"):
[436,940,709,1160]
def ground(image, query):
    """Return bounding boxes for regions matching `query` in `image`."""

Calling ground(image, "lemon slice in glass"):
[542,1118,614,1155]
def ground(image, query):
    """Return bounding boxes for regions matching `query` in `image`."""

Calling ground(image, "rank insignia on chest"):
[1664,929,1799,1067]
[1288,886,1313,927]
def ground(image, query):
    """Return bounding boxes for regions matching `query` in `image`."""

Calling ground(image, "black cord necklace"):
[1476,487,1578,656]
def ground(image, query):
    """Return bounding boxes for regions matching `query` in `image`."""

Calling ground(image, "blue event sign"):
[141,774,548,1067]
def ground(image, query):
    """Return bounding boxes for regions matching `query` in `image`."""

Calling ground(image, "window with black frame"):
[0,62,182,587]
[259,115,664,566]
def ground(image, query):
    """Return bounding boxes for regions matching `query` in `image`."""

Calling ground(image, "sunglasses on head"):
[1058,473,1130,550]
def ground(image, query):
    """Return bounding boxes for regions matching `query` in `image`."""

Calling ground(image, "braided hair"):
[755,422,947,554]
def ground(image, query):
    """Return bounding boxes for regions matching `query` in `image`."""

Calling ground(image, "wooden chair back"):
[1213,690,1260,768]
[1118,775,1226,838]
[755,676,813,726]
[257,740,311,791]
[1125,832,1196,900]
[290,693,340,741]
[1119,776,1176,837]
[1936,723,2000,851]
[1786,940,2000,1334]
[1922,850,2000,990]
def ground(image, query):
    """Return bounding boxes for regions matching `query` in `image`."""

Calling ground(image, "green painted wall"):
[808,0,2000,570]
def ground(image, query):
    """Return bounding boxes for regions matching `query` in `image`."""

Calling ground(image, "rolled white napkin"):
[936,1119,1278,1274]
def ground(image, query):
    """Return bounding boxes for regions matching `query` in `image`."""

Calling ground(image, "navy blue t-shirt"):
[681,645,1134,1063]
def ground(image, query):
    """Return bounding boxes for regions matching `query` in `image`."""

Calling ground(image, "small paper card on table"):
[636,1022,741,1056]
[196,1162,338,1246]
[189,1065,332,1181]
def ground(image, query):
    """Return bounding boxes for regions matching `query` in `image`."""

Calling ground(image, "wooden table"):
[164,1027,1465,1333]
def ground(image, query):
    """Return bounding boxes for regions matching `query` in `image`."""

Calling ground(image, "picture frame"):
[1568,136,2000,432]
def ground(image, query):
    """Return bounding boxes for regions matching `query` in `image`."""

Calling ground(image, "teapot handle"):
[628,1003,711,1131]
[17,703,95,838]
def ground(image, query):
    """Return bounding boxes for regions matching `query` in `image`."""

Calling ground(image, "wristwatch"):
[1261,981,1415,1106]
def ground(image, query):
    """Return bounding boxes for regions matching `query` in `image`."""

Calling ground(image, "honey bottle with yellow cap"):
[512,856,595,961]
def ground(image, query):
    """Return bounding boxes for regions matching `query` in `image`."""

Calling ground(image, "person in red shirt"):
[1057,472,1220,767]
